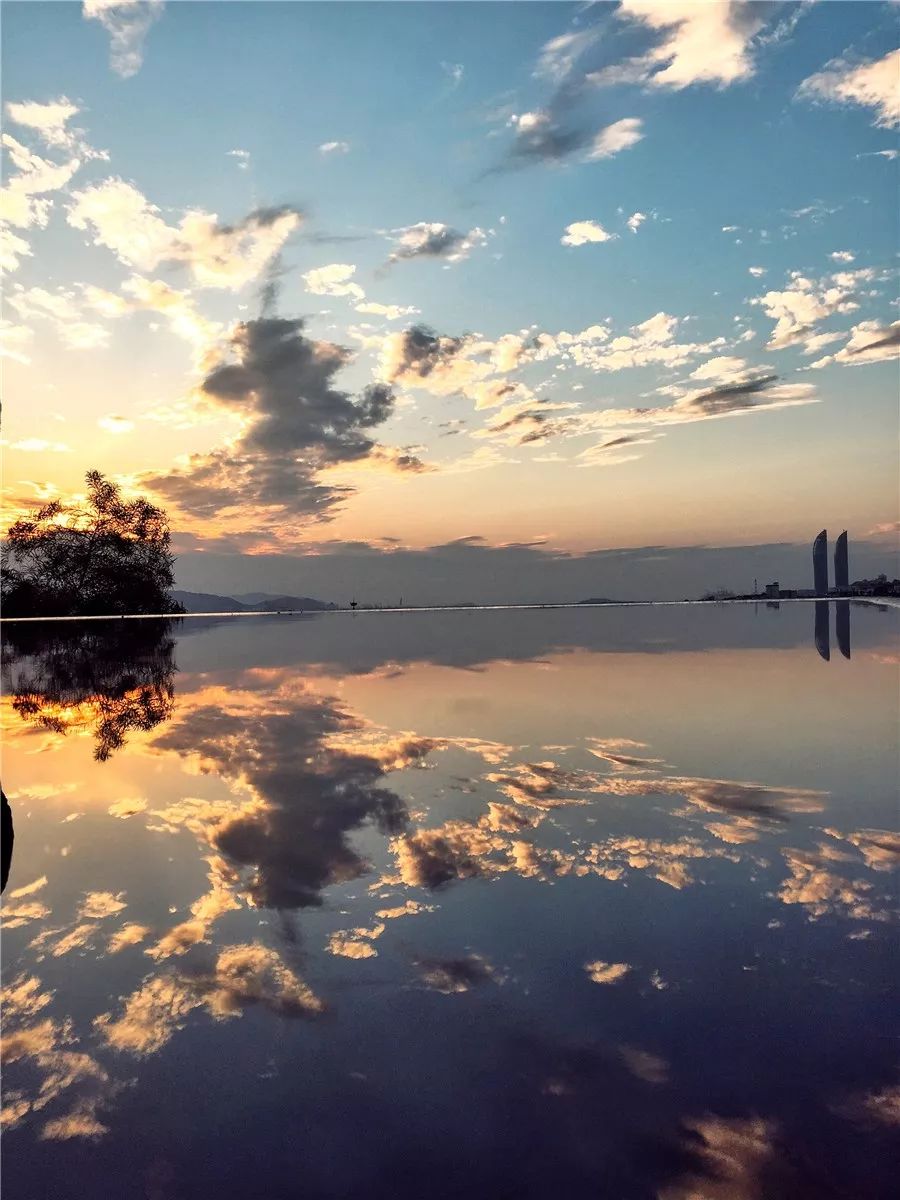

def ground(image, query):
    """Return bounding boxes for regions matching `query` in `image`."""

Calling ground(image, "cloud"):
[857,148,898,161]
[535,28,599,83]
[670,375,815,420]
[78,891,127,919]
[116,275,224,365]
[302,262,365,301]
[585,117,644,160]
[148,686,437,910]
[823,827,900,873]
[5,438,72,454]
[2,898,52,929]
[688,355,749,381]
[751,267,878,350]
[840,320,900,361]
[227,148,250,170]
[662,1116,777,1200]
[797,49,900,128]
[386,221,489,265]
[374,899,433,920]
[6,284,110,350]
[145,316,414,523]
[46,924,101,957]
[9,877,48,899]
[327,924,384,958]
[106,923,150,953]
[627,211,646,233]
[441,62,464,88]
[561,220,614,247]
[380,324,526,410]
[107,797,148,818]
[67,180,303,288]
[599,1,772,91]
[318,140,350,155]
[0,124,86,270]
[383,314,816,459]
[4,99,82,152]
[95,976,196,1055]
[584,960,631,984]
[94,942,323,1059]
[830,250,855,263]
[355,301,419,321]
[82,0,164,79]
[0,319,34,363]
[806,320,899,370]
[416,954,499,993]
[98,415,134,434]
[777,848,888,922]
[504,109,592,166]
[748,265,766,277]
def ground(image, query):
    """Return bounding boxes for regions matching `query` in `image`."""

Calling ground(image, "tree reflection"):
[2,619,178,761]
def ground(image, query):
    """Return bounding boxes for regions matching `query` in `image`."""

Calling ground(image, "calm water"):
[1,603,898,1200]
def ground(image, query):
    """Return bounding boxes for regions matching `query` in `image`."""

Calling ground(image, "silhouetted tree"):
[2,470,183,617]
[1,618,178,760]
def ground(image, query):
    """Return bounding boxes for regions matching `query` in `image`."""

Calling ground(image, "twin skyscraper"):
[813,530,849,596]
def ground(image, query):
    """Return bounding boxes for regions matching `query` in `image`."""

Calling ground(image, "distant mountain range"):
[172,590,337,614]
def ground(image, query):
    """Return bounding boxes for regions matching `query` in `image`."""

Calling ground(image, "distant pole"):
[754,577,757,596]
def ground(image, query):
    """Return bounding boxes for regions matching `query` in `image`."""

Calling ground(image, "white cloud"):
[67,178,302,288]
[0,319,34,363]
[797,49,900,129]
[535,29,598,83]
[4,98,81,151]
[748,266,766,277]
[7,438,72,453]
[387,221,489,265]
[318,141,350,156]
[83,0,164,79]
[593,1,770,91]
[441,62,464,88]
[7,285,111,350]
[0,101,109,272]
[752,267,878,350]
[354,301,419,320]
[0,135,82,270]
[227,149,250,170]
[0,227,31,272]
[808,320,900,370]
[118,275,223,366]
[857,148,898,161]
[830,250,855,263]
[98,415,135,433]
[302,262,365,301]
[627,211,647,233]
[561,220,614,247]
[689,356,749,381]
[585,118,644,160]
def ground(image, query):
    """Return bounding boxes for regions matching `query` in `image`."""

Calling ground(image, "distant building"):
[834,531,849,591]
[813,529,828,596]
[765,582,780,598]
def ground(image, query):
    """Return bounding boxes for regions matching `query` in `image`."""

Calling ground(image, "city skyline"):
[2,2,898,600]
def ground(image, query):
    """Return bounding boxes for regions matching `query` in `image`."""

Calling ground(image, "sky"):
[1,1,898,601]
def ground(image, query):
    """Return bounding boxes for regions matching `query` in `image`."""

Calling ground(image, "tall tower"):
[834,531,849,591]
[813,529,828,596]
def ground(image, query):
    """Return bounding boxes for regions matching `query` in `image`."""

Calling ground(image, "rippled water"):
[2,602,897,1199]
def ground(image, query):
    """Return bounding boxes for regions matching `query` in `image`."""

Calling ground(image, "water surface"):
[2,603,898,1199]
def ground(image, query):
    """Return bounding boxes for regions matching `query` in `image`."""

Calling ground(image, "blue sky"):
[1,2,898,595]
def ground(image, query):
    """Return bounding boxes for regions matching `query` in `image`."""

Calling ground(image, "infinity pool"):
[2,602,897,1199]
